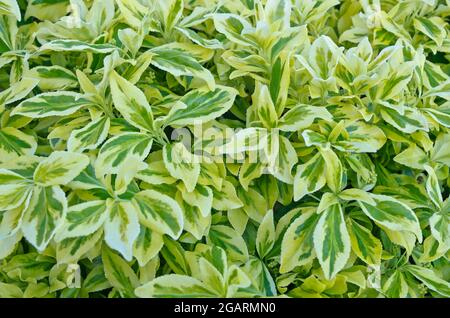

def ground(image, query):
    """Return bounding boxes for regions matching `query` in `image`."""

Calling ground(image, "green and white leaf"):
[135,274,216,298]
[104,201,140,261]
[0,127,37,160]
[21,186,67,251]
[110,71,154,132]
[102,247,139,298]
[133,189,184,239]
[280,209,320,273]
[313,204,351,280]
[347,219,382,265]
[358,194,422,242]
[150,46,215,90]
[293,153,326,201]
[256,210,275,258]
[34,151,90,186]
[55,200,109,241]
[133,225,164,267]
[0,169,33,211]
[11,92,93,118]
[95,133,153,176]
[207,225,249,263]
[163,142,200,192]
[67,116,110,153]
[404,265,450,298]
[163,85,237,126]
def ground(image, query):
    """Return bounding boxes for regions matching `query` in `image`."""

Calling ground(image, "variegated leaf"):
[34,151,90,186]
[95,133,153,176]
[11,92,93,118]
[133,189,184,239]
[104,201,140,261]
[109,71,154,132]
[359,194,422,242]
[21,186,67,251]
[280,208,320,273]
[150,46,215,90]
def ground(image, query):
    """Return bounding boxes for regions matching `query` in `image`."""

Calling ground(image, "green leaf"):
[104,201,140,261]
[394,145,429,170]
[11,92,92,118]
[319,147,345,194]
[256,210,275,258]
[160,236,190,275]
[269,135,297,183]
[424,107,450,128]
[21,186,67,251]
[208,225,249,263]
[431,132,450,166]
[110,70,154,132]
[133,189,184,239]
[347,219,382,265]
[0,282,23,297]
[150,46,215,90]
[135,274,216,298]
[176,27,223,49]
[414,17,446,46]
[236,185,266,222]
[280,208,320,273]
[0,0,21,21]
[136,160,176,185]
[29,66,77,91]
[333,121,386,153]
[34,151,90,186]
[67,116,110,153]
[269,25,307,60]
[133,225,163,266]
[179,184,213,218]
[382,271,408,298]
[95,133,153,176]
[163,142,200,192]
[157,0,184,32]
[55,200,108,241]
[40,40,117,53]
[212,180,243,211]
[339,188,376,205]
[0,202,25,239]
[424,165,442,209]
[0,77,39,110]
[278,104,332,132]
[0,232,21,259]
[0,127,37,160]
[82,265,111,294]
[212,14,255,47]
[293,153,326,201]
[163,85,237,126]
[180,199,211,240]
[2,253,54,283]
[56,229,103,264]
[264,0,291,30]
[254,83,278,128]
[358,194,422,242]
[0,169,33,211]
[102,247,139,298]
[404,265,450,297]
[429,210,449,248]
[380,106,428,134]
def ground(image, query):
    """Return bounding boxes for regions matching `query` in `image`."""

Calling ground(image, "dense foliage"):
[0,0,449,298]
